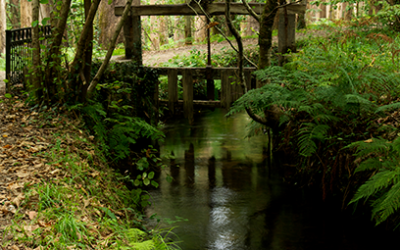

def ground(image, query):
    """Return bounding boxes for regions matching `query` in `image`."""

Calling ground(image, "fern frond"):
[350,169,399,204]
[354,158,382,173]
[344,138,391,157]
[372,178,400,225]
[376,102,400,113]
[298,123,330,157]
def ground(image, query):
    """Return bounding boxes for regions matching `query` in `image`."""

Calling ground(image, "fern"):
[298,123,330,157]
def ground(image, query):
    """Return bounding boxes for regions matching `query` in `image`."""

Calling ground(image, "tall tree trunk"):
[173,16,185,45]
[0,0,5,53]
[32,0,41,99]
[159,2,168,46]
[297,0,306,29]
[149,0,160,49]
[258,0,278,73]
[20,0,32,27]
[39,3,51,23]
[195,16,207,42]
[98,0,124,49]
[184,0,192,45]
[319,0,326,19]
[9,0,20,28]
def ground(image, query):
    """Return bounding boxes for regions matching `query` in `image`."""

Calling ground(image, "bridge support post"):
[221,69,232,108]
[278,11,296,66]
[168,69,178,114]
[124,0,142,64]
[183,69,194,124]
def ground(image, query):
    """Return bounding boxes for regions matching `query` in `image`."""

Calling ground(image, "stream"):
[146,109,396,250]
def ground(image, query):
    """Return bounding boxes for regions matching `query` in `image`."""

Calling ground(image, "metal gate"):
[5,25,52,90]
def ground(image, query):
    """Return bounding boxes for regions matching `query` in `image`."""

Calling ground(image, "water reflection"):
[146,109,396,250]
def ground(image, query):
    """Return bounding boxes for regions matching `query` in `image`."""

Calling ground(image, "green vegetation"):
[228,20,400,227]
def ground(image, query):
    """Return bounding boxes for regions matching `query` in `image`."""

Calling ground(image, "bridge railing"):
[150,66,256,124]
[5,25,52,91]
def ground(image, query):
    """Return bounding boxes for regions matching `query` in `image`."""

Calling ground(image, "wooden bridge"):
[115,0,305,124]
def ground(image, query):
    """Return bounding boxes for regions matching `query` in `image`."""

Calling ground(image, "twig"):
[241,0,260,23]
[189,0,258,68]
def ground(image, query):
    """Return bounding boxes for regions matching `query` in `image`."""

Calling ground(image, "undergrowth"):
[229,23,400,228]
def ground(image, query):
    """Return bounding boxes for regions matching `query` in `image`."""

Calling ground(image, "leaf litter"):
[0,94,146,249]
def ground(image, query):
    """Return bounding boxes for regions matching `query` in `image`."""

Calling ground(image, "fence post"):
[168,69,178,115]
[124,0,142,64]
[278,10,296,66]
[5,30,11,91]
[183,69,194,125]
[221,69,232,108]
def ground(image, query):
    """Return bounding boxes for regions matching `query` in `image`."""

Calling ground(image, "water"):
[146,109,396,250]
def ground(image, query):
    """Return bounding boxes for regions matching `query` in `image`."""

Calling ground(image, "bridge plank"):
[168,69,178,115]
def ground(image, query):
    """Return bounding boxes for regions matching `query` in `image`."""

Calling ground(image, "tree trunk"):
[39,3,51,23]
[20,0,32,27]
[98,0,125,49]
[9,0,20,29]
[184,0,192,45]
[87,0,135,97]
[0,0,5,53]
[149,0,160,49]
[297,0,306,29]
[258,0,278,73]
[32,0,41,99]
[319,0,326,19]
[195,16,207,43]
[173,16,185,45]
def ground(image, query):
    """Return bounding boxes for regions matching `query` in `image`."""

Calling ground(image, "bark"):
[149,0,160,49]
[32,0,41,99]
[98,0,125,49]
[297,0,306,28]
[225,0,246,93]
[20,0,32,27]
[195,16,207,43]
[81,0,93,100]
[258,0,278,71]
[44,0,71,100]
[0,0,5,53]
[184,0,192,45]
[69,0,101,78]
[87,0,134,97]
[9,0,20,29]
[39,3,51,23]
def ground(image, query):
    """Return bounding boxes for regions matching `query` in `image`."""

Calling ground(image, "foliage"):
[346,137,400,226]
[228,24,400,215]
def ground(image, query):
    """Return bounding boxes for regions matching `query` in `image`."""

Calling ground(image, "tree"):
[0,0,5,53]
[20,0,32,27]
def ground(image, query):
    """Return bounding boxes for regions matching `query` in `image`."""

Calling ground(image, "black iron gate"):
[5,25,51,90]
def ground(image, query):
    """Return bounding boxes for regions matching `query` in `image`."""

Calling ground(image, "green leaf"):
[166,175,173,183]
[134,179,140,186]
[39,0,49,4]
[151,180,159,188]
[4,93,12,99]
[142,172,147,179]
[148,171,155,179]
[41,17,50,25]
[143,178,150,186]
[32,20,39,27]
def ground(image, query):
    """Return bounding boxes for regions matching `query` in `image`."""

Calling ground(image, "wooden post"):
[221,69,232,108]
[245,70,251,92]
[168,69,178,114]
[182,69,194,124]
[278,10,296,66]
[124,0,142,63]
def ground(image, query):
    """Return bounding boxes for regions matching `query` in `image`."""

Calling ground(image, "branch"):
[245,107,267,124]
[87,0,135,97]
[265,0,302,20]
[241,0,260,23]
[190,0,258,68]
[68,0,101,77]
[226,0,247,93]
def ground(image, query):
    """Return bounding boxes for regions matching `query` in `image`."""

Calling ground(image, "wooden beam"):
[145,66,257,79]
[115,3,306,16]
[182,69,194,124]
[160,99,221,108]
[168,69,178,114]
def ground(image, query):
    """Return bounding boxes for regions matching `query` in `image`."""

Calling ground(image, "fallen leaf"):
[2,134,8,138]
[2,144,12,149]
[12,193,25,208]
[27,211,38,220]
[364,139,373,143]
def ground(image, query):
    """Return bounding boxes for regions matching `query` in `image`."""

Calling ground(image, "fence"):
[5,25,51,90]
